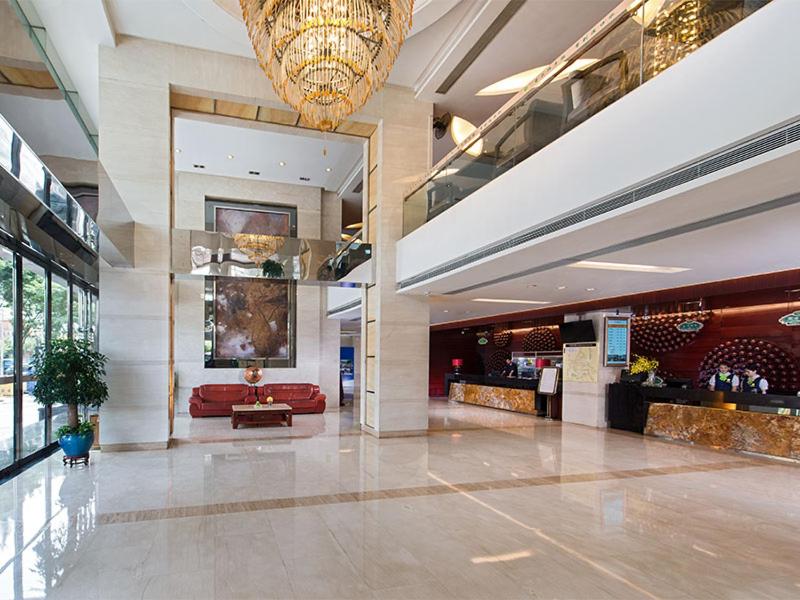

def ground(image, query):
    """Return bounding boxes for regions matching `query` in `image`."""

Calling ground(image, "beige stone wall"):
[172,171,341,413]
[40,156,98,186]
[97,35,428,445]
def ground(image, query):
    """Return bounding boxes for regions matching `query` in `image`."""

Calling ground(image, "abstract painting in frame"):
[204,198,297,368]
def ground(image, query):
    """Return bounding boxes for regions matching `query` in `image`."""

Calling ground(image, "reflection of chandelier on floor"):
[240,0,414,131]
[233,233,286,265]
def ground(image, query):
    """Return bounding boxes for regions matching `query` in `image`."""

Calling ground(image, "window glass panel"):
[51,275,70,437]
[71,285,87,340]
[51,275,69,341]
[0,247,14,470]
[21,260,46,457]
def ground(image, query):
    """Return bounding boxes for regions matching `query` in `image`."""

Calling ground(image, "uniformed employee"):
[741,364,769,394]
[501,358,518,378]
[708,362,739,392]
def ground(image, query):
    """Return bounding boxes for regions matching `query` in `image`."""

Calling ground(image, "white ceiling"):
[32,0,622,156]
[173,116,363,191]
[427,201,800,324]
[0,92,97,161]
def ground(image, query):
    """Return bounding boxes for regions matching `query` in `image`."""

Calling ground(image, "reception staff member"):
[708,362,739,392]
[501,358,518,378]
[741,364,769,394]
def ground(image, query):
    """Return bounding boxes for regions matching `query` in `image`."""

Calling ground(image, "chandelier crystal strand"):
[241,0,413,131]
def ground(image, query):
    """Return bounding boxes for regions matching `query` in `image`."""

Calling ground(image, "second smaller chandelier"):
[240,0,414,131]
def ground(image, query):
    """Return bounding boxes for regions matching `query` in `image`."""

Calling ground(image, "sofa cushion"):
[198,384,250,403]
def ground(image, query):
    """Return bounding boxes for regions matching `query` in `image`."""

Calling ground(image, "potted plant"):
[629,355,660,386]
[31,339,108,463]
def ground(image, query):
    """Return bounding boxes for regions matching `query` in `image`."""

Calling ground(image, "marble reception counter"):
[609,383,800,460]
[448,381,537,415]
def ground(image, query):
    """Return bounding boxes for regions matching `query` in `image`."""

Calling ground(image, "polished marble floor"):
[1,399,799,599]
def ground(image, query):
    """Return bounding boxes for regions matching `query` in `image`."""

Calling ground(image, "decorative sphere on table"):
[243,366,263,384]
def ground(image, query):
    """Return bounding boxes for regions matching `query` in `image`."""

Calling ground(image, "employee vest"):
[741,376,764,393]
[714,372,734,391]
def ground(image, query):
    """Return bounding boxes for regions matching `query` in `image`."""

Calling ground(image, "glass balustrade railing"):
[403,0,770,236]
[0,113,99,252]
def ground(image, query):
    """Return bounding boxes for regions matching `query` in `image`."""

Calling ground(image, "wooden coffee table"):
[231,403,292,429]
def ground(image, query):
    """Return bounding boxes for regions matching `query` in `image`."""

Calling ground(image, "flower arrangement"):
[629,355,659,375]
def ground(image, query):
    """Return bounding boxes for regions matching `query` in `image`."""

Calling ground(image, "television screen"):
[559,320,596,344]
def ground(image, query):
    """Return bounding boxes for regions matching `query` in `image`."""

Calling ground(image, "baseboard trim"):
[361,425,428,439]
[100,441,169,452]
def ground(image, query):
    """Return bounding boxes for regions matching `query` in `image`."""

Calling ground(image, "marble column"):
[362,88,432,437]
[97,50,171,449]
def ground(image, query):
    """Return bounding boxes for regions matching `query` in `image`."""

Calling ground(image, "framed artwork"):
[204,198,298,368]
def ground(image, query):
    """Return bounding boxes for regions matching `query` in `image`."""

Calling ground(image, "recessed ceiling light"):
[450,116,484,157]
[586,288,596,292]
[569,260,690,273]
[279,161,286,167]
[325,167,332,172]
[476,59,599,96]
[227,154,234,159]
[472,298,550,305]
[557,286,567,290]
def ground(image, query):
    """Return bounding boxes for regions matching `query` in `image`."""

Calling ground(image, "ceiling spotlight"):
[325,167,332,172]
[279,161,286,167]
[227,154,234,159]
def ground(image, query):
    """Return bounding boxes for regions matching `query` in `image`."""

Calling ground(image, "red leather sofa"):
[258,384,326,414]
[188,384,257,418]
[188,383,326,417]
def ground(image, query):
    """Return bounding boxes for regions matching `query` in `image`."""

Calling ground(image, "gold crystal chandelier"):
[233,233,286,265]
[240,0,414,131]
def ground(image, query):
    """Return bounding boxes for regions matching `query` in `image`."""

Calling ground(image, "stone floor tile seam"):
[94,459,761,526]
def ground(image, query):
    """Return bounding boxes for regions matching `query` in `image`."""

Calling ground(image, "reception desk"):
[448,376,539,415]
[608,383,800,460]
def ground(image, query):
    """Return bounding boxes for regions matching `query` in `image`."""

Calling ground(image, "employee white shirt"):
[708,373,739,390]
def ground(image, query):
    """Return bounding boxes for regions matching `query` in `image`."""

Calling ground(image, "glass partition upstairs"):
[402,0,770,236]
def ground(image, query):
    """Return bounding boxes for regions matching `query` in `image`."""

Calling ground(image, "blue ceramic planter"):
[59,431,94,458]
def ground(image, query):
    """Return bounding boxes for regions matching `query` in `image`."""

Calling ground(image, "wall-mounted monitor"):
[559,320,596,344]
[604,316,631,366]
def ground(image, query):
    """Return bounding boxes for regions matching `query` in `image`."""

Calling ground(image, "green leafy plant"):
[30,339,108,436]
[261,259,284,278]
[56,420,94,439]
